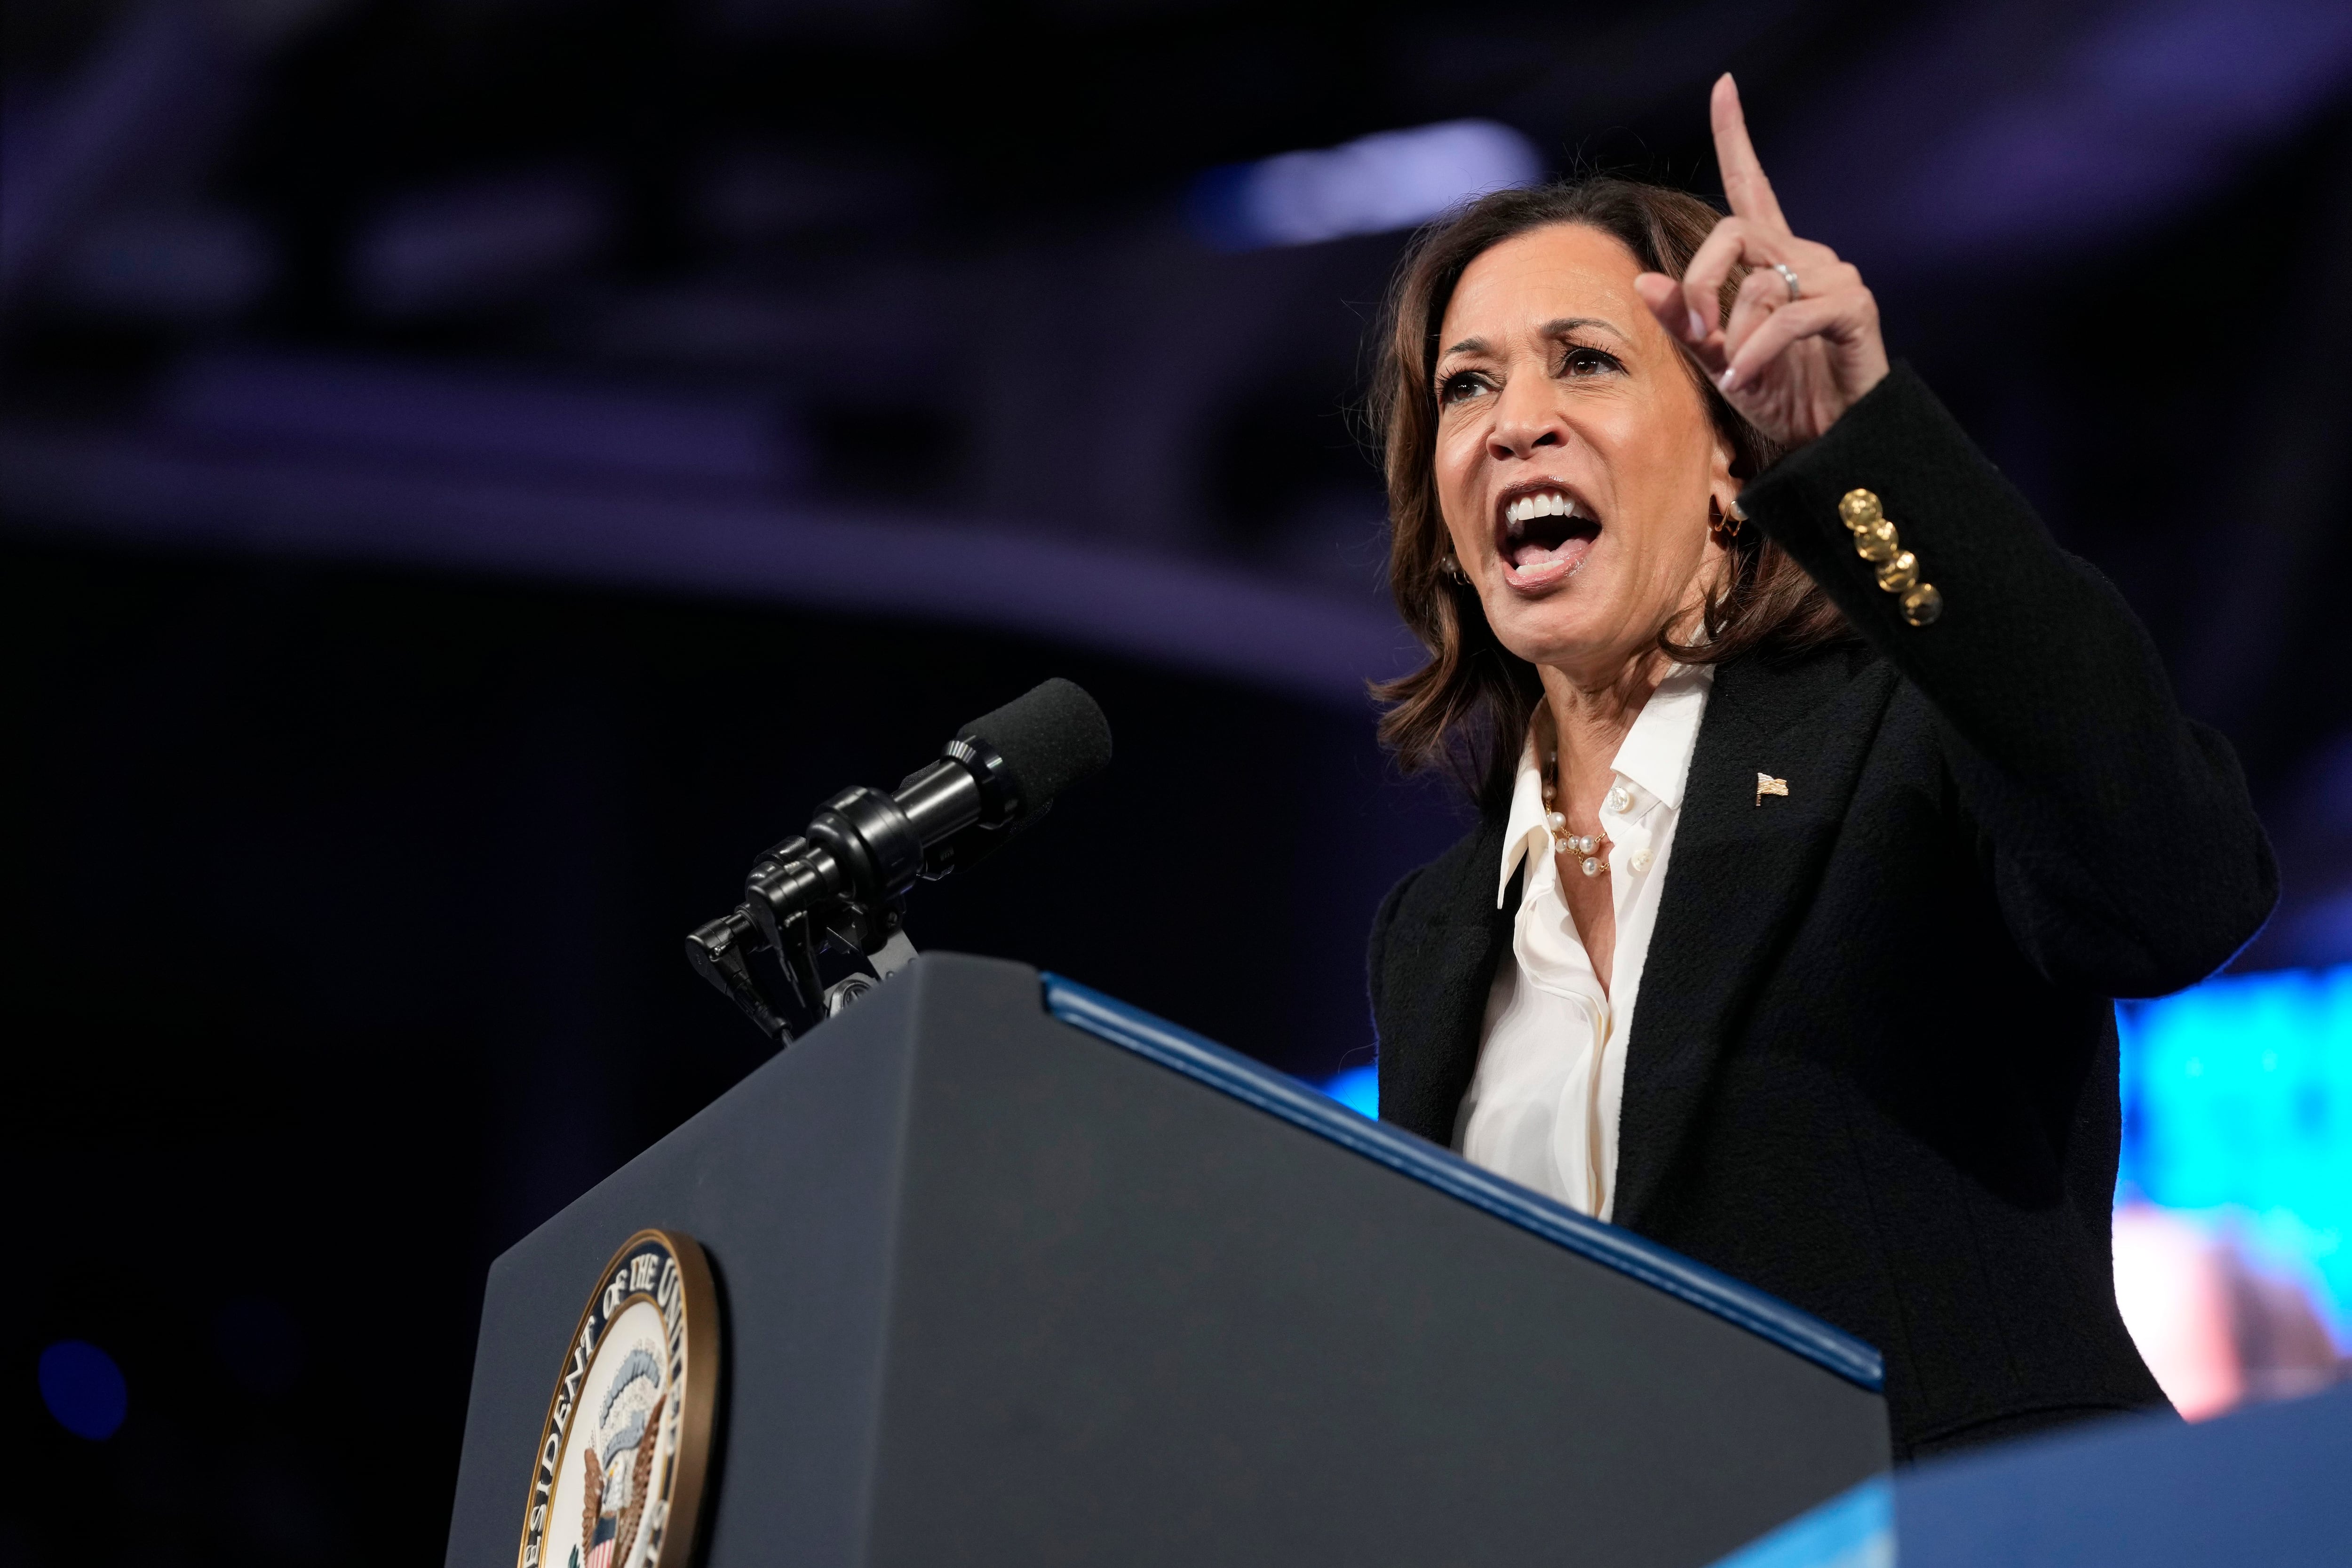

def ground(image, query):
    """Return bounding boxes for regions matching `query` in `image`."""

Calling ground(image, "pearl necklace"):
[1542,749,1611,879]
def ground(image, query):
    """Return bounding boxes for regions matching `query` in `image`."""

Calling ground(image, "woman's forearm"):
[1739,365,2277,993]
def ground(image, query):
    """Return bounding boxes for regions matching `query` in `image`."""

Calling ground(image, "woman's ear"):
[1709,430,1742,517]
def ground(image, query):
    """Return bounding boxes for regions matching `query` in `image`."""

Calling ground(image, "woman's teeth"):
[1504,492,1577,525]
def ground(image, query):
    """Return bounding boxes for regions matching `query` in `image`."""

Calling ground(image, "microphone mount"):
[685,730,1041,1046]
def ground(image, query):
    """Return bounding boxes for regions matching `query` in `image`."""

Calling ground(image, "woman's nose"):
[1486,379,1566,461]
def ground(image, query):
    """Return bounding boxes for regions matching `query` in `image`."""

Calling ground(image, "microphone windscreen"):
[958,678,1112,813]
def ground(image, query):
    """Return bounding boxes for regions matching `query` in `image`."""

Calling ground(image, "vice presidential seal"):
[516,1231,719,1568]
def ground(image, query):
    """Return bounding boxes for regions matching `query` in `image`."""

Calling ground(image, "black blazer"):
[1368,366,2277,1461]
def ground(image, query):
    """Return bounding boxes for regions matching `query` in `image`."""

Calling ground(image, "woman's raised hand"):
[1635,74,1889,451]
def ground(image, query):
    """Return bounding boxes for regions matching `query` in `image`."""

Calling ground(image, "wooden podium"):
[442,954,1888,1567]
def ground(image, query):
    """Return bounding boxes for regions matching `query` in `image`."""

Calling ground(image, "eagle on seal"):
[576,1391,666,1568]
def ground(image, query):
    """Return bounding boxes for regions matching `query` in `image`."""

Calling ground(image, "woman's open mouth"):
[1494,486,1600,589]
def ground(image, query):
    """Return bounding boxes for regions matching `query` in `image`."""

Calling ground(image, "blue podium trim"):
[1043,973,1885,1393]
[1706,1477,1893,1568]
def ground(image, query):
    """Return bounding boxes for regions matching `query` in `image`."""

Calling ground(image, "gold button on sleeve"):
[1853,518,1900,562]
[1840,490,1939,620]
[1875,551,1920,593]
[1839,489,1882,530]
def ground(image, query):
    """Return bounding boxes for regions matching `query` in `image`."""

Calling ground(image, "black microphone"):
[685,679,1112,1041]
[744,676,1111,934]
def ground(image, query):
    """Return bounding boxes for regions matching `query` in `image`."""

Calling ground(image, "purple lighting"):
[1778,0,2352,271]
[1,420,1418,706]
[156,349,797,487]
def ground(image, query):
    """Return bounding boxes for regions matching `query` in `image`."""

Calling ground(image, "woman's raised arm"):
[1654,81,2277,994]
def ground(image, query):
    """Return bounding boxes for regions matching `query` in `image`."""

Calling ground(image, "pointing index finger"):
[1711,73,1788,234]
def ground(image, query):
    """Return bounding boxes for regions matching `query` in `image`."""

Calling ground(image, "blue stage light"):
[2119,966,2352,1334]
[38,1339,128,1441]
[1321,1065,1378,1119]
[1189,120,1541,251]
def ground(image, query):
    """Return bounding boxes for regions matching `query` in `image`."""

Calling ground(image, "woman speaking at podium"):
[1365,76,2275,1460]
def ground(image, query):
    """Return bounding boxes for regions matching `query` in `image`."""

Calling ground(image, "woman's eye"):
[1438,371,1489,406]
[1562,346,1621,376]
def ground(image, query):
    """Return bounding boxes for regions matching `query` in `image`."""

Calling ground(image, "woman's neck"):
[1534,557,1721,817]
[1538,650,1672,817]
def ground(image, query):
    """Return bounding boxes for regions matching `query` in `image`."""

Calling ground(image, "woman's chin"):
[1486,592,1634,672]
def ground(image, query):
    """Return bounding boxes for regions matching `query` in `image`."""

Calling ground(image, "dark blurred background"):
[8,0,2352,1562]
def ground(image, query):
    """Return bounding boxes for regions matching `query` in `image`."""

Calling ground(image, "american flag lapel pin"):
[1756,772,1788,806]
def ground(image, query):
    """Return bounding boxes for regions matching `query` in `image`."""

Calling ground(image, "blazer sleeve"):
[1736,364,2278,997]
[1366,864,1419,1051]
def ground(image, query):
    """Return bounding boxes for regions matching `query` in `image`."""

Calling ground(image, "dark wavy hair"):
[1369,176,1850,815]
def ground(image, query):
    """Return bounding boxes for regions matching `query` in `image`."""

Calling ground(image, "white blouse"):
[1453,663,1714,1221]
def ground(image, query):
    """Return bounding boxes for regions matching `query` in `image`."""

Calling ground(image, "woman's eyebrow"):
[1541,315,1630,342]
[1440,317,1630,364]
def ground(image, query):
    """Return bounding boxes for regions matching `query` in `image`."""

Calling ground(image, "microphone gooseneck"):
[685,679,1112,1045]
